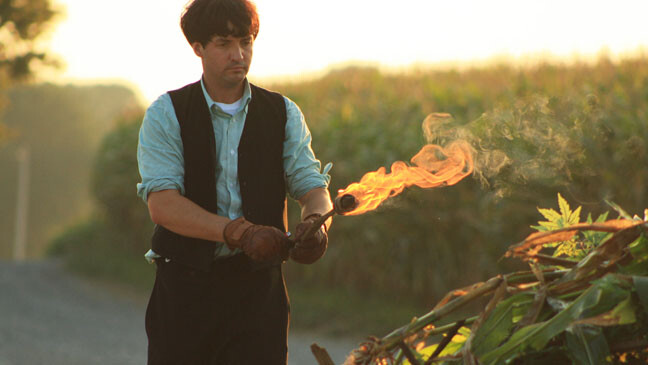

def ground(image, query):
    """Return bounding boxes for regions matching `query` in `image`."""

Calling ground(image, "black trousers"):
[145,254,290,365]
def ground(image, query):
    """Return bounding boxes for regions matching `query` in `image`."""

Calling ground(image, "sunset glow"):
[45,0,648,103]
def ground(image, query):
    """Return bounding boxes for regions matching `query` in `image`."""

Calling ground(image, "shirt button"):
[230,149,235,156]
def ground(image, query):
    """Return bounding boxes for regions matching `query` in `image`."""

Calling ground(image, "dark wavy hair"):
[180,0,259,46]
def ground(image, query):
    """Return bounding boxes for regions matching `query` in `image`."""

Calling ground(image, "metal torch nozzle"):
[333,194,359,215]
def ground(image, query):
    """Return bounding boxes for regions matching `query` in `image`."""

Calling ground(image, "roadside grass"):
[287,282,428,337]
[47,219,156,293]
[62,245,156,293]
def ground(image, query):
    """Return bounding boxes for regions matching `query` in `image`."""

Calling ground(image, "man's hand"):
[290,214,328,264]
[223,217,290,262]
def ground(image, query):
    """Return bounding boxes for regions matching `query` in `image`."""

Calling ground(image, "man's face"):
[193,33,254,88]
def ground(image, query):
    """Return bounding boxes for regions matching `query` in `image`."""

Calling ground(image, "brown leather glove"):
[223,217,290,262]
[290,213,328,264]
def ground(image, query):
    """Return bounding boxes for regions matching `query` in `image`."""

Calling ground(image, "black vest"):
[150,81,288,271]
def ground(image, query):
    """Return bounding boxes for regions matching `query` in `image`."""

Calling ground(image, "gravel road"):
[0,260,359,365]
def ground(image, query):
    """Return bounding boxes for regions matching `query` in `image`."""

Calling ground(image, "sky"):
[44,0,648,104]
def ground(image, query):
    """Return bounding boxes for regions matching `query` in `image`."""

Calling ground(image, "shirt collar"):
[200,77,252,116]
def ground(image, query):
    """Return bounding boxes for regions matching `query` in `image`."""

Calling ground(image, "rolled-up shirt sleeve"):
[283,96,331,200]
[136,94,185,202]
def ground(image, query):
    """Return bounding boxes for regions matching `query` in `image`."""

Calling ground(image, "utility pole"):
[13,145,30,260]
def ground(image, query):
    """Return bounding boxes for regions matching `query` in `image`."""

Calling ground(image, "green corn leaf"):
[572,296,637,327]
[565,325,611,365]
[628,235,648,262]
[579,275,633,319]
[471,293,530,356]
[408,327,470,365]
[479,322,542,363]
[611,296,637,325]
[620,236,648,275]
[621,258,648,277]
[634,276,648,315]
[605,200,633,220]
[478,274,630,364]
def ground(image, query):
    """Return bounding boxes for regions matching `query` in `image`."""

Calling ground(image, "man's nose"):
[230,44,244,60]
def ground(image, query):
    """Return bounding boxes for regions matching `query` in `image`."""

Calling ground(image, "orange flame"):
[338,140,474,215]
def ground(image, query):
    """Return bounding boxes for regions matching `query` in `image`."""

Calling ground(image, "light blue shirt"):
[137,79,331,259]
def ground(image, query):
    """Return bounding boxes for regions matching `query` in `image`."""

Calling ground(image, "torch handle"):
[286,208,336,249]
[282,194,357,257]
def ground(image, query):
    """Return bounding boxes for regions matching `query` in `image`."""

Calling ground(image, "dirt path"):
[0,259,358,364]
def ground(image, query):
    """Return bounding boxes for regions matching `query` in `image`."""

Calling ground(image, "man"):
[136,0,333,363]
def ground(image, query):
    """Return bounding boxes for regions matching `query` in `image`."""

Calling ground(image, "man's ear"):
[192,42,203,58]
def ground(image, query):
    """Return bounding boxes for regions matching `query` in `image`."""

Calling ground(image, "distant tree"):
[0,0,58,83]
[0,83,143,258]
[0,0,59,142]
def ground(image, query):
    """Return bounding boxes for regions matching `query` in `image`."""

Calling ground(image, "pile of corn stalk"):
[313,210,648,364]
